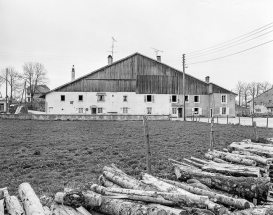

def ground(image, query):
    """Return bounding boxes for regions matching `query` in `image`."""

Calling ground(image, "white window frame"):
[97,95,105,102]
[98,107,103,114]
[221,107,227,115]
[172,108,177,115]
[171,95,178,103]
[78,108,84,114]
[193,95,200,103]
[185,95,189,103]
[147,107,152,114]
[123,95,128,102]
[123,107,128,114]
[221,94,227,104]
[193,107,199,115]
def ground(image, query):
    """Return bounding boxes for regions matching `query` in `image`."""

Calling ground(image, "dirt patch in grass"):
[0,119,272,197]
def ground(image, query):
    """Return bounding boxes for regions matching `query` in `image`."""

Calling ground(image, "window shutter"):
[128,108,131,114]
[220,107,222,115]
[120,108,123,113]
[199,108,202,115]
[226,107,229,115]
[199,96,201,103]
[178,96,180,103]
[144,95,146,103]
[169,95,172,103]
[191,108,194,113]
[152,95,155,103]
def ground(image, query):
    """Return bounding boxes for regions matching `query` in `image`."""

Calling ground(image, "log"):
[187,182,211,191]
[190,157,209,164]
[141,173,228,215]
[201,161,260,177]
[229,141,273,158]
[55,190,102,208]
[53,204,82,215]
[230,206,273,215]
[161,178,251,209]
[148,204,187,215]
[0,188,7,200]
[183,159,203,168]
[181,207,215,215]
[0,199,4,215]
[76,206,93,215]
[5,195,25,215]
[90,184,176,206]
[43,207,51,215]
[231,151,271,165]
[207,150,257,166]
[98,175,121,188]
[169,159,198,169]
[18,182,44,215]
[94,197,168,215]
[103,166,156,191]
[89,211,106,215]
[174,164,270,202]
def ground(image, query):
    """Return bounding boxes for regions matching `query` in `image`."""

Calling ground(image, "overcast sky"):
[1,0,273,94]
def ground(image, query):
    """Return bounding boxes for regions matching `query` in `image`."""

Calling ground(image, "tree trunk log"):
[93,198,168,215]
[201,161,260,177]
[89,210,106,215]
[0,188,7,200]
[55,191,102,208]
[76,206,93,215]
[229,142,273,158]
[53,204,82,215]
[5,195,25,215]
[0,199,4,215]
[90,184,176,206]
[207,151,257,166]
[148,204,187,215]
[103,166,156,191]
[161,178,251,209]
[98,175,121,188]
[229,207,273,215]
[43,207,51,215]
[18,182,44,215]
[230,151,271,165]
[204,154,228,164]
[174,164,270,203]
[141,173,228,215]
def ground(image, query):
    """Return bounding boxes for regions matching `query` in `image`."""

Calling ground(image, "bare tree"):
[0,67,22,101]
[22,62,49,108]
[260,81,272,93]
[234,81,244,106]
[241,82,251,107]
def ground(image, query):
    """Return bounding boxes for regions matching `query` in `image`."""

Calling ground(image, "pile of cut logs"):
[1,139,273,215]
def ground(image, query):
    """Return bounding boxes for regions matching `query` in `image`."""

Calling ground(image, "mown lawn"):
[0,119,272,198]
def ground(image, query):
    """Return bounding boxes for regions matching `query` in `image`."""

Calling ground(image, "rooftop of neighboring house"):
[248,87,273,107]
[27,85,50,95]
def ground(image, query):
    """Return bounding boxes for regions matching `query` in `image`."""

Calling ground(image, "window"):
[255,109,261,112]
[78,108,83,113]
[61,95,65,101]
[123,107,128,113]
[98,108,103,113]
[172,108,177,114]
[144,95,154,103]
[185,95,189,102]
[97,95,105,102]
[147,107,152,114]
[79,95,83,101]
[222,107,226,115]
[194,96,200,103]
[123,95,128,102]
[194,107,199,115]
[221,95,227,103]
[172,95,177,103]
[70,101,73,104]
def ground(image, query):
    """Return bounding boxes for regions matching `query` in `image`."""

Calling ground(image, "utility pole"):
[5,68,8,114]
[183,54,186,121]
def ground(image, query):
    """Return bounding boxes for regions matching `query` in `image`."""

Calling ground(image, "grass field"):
[0,119,272,198]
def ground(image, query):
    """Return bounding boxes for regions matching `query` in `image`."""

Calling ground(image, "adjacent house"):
[27,85,50,110]
[43,53,236,117]
[248,88,273,114]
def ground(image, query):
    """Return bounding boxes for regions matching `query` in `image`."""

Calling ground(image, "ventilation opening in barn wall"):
[172,95,177,102]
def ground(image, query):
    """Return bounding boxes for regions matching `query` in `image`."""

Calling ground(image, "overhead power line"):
[187,39,273,65]
[186,22,273,56]
[186,29,273,59]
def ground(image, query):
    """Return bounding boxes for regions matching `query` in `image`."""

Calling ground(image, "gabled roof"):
[27,85,50,94]
[247,87,273,103]
[43,52,236,95]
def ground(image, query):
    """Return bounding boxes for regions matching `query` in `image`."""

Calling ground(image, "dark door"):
[91,108,97,114]
[178,108,183,118]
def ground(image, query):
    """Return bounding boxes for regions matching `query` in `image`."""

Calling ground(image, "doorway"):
[178,108,183,118]
[91,108,97,115]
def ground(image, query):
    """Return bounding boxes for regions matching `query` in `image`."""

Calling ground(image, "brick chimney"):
[108,55,113,65]
[71,65,75,81]
[205,76,210,83]
[157,56,161,62]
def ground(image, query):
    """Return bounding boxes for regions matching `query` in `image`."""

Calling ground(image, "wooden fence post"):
[253,121,258,142]
[217,116,218,124]
[143,116,151,174]
[239,116,240,125]
[267,115,269,128]
[209,117,215,151]
[227,115,228,124]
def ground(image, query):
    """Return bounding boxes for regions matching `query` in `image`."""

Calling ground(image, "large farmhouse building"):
[43,53,236,118]
[248,88,273,114]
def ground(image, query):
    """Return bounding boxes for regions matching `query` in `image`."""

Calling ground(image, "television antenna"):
[108,37,117,59]
[151,47,163,57]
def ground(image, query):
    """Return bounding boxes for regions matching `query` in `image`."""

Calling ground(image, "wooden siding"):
[53,53,232,95]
